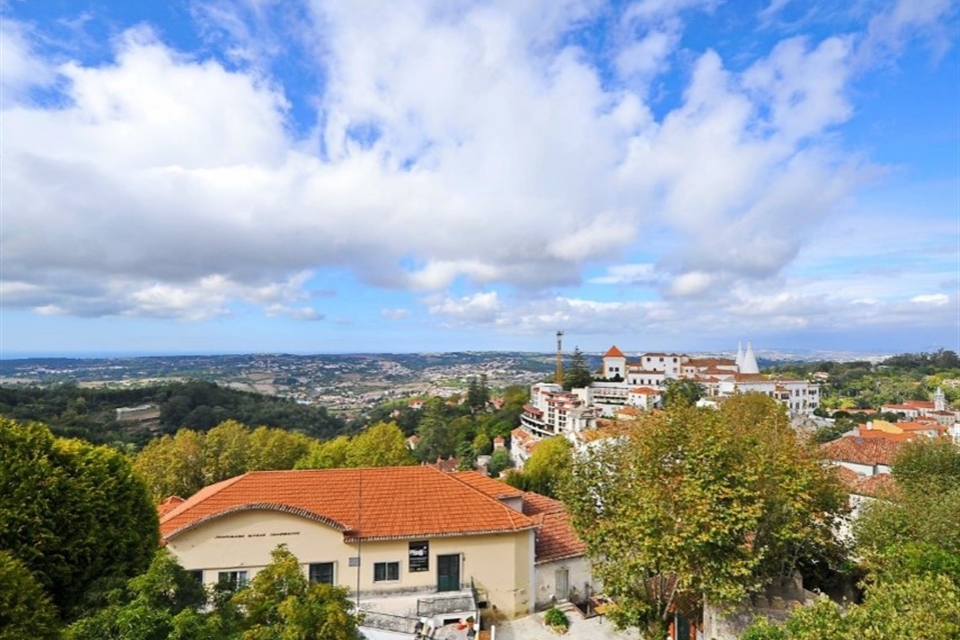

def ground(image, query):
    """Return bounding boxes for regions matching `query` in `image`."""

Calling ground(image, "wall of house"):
[165,509,536,618]
[532,557,592,610]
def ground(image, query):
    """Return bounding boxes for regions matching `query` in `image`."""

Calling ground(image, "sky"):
[1,0,958,358]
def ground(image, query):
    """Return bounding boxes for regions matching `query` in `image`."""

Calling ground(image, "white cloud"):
[911,293,949,305]
[381,308,410,320]
[0,1,954,341]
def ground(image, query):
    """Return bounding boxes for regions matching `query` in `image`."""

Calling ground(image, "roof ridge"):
[160,472,250,524]
[445,471,536,529]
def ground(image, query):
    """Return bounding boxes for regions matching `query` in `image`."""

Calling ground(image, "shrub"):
[544,606,569,632]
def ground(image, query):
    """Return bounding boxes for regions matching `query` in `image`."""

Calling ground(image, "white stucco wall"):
[165,508,536,617]
[533,557,593,610]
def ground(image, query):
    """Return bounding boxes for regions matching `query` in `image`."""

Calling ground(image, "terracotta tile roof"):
[629,387,659,395]
[898,421,946,433]
[820,437,905,467]
[856,429,915,443]
[449,471,525,500]
[852,473,896,498]
[521,492,587,564]
[157,496,185,518]
[834,465,861,492]
[160,467,538,543]
[604,346,626,358]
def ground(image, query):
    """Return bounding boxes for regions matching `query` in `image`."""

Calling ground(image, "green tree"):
[247,427,313,471]
[742,575,960,640]
[233,545,363,640]
[0,417,159,620]
[65,549,210,640]
[487,449,512,478]
[506,436,572,498]
[346,422,415,467]
[134,429,207,502]
[562,395,846,640]
[563,348,594,390]
[414,399,459,461]
[661,379,705,409]
[202,420,252,485]
[854,440,960,583]
[0,550,60,640]
[296,436,351,469]
[466,374,490,413]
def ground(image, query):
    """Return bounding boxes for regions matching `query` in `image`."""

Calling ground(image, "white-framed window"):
[374,561,400,582]
[218,570,248,590]
[309,562,335,584]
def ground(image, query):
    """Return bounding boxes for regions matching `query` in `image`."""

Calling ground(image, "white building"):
[517,343,820,442]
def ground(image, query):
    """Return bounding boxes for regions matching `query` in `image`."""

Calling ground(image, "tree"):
[232,545,363,640]
[346,422,415,467]
[742,575,960,640]
[296,436,351,469]
[562,395,846,640]
[487,449,512,478]
[0,417,159,620]
[466,374,490,413]
[0,551,60,640]
[854,440,960,583]
[247,427,313,471]
[563,348,593,390]
[505,436,572,498]
[661,379,705,409]
[134,428,209,502]
[414,398,459,461]
[202,420,251,485]
[64,549,210,640]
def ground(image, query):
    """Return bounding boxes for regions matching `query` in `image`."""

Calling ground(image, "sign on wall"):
[409,540,429,572]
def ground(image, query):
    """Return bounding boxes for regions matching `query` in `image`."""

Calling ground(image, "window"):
[217,570,248,590]
[188,569,203,584]
[309,562,335,584]
[374,561,400,582]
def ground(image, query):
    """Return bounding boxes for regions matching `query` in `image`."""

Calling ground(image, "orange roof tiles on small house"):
[160,466,539,544]
[819,437,905,467]
[520,492,587,564]
[604,345,626,358]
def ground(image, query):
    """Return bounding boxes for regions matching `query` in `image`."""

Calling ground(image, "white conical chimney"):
[735,342,744,368]
[741,342,759,374]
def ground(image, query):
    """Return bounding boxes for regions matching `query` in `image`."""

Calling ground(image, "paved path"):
[489,607,640,640]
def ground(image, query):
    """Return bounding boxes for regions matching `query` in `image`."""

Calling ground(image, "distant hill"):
[0,381,348,448]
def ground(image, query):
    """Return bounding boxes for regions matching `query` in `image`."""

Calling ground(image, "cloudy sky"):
[1,0,957,357]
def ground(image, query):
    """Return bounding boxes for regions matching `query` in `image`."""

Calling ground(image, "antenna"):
[556,330,564,385]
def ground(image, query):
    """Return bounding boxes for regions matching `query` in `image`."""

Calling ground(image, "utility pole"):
[556,330,564,385]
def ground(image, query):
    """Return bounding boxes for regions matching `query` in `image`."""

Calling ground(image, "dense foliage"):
[743,439,960,639]
[65,546,364,640]
[767,349,960,410]
[0,551,60,640]
[0,417,159,621]
[563,394,846,640]
[0,380,347,448]
[504,435,573,498]
[133,420,316,501]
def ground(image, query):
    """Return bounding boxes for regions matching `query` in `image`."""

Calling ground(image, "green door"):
[437,554,460,592]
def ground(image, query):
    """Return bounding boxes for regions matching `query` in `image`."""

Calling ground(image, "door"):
[437,554,460,592]
[555,568,569,601]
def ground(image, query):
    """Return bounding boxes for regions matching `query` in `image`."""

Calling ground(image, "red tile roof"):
[157,496,185,518]
[820,437,905,466]
[604,346,626,358]
[160,467,538,543]
[852,473,896,498]
[834,465,861,492]
[521,492,587,564]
